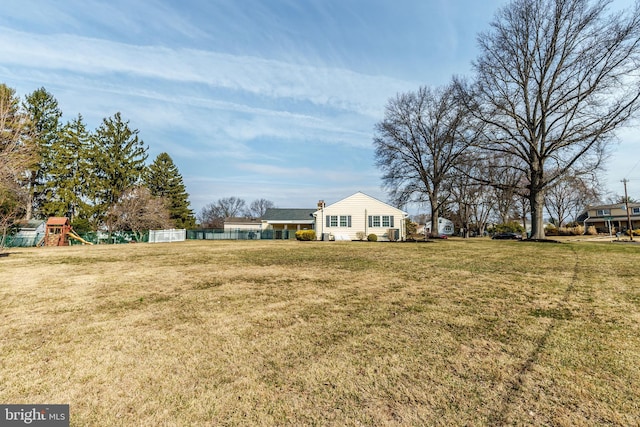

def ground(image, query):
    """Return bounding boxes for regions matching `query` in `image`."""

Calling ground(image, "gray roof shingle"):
[262,208,316,221]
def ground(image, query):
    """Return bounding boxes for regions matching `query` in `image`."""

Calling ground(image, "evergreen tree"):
[41,114,93,230]
[23,87,62,219]
[145,152,195,228]
[90,112,147,229]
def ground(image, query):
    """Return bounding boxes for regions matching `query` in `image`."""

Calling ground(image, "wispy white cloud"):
[0,26,416,118]
[236,163,314,177]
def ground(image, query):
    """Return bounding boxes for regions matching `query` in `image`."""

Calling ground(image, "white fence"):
[148,229,186,243]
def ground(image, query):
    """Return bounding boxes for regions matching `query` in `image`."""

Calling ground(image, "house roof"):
[586,203,640,210]
[262,208,316,222]
[319,191,408,215]
[46,217,70,226]
[578,202,640,223]
[224,217,261,224]
[18,219,45,230]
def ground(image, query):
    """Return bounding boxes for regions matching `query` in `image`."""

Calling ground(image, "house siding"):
[582,203,640,232]
[315,192,407,241]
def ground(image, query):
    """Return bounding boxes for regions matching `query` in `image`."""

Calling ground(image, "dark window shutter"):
[326,216,330,227]
[390,216,394,227]
[348,216,352,227]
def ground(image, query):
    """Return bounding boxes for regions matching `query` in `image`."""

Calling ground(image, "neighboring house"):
[578,203,640,233]
[223,217,262,232]
[261,208,316,239]
[314,192,408,241]
[423,217,455,237]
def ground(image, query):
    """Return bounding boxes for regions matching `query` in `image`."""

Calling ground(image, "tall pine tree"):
[90,112,147,229]
[23,87,62,219]
[145,152,195,228]
[42,114,93,230]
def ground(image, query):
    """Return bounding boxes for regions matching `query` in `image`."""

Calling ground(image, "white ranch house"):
[313,192,408,241]
[219,192,408,241]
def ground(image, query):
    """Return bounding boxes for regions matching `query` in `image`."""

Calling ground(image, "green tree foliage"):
[405,218,417,237]
[90,112,148,229]
[23,87,62,219]
[145,152,195,228]
[1,85,195,238]
[492,221,525,234]
[41,114,93,230]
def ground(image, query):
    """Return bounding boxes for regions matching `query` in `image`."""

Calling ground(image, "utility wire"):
[624,158,640,180]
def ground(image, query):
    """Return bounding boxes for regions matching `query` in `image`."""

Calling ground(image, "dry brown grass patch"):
[1,239,638,425]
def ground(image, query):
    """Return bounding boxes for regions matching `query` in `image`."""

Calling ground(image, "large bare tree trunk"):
[430,207,439,238]
[529,189,546,240]
[466,0,640,236]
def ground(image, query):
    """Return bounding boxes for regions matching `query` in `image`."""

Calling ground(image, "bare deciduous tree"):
[373,84,476,237]
[106,186,172,241]
[198,197,247,228]
[247,198,275,218]
[0,84,35,250]
[545,173,601,226]
[468,0,640,239]
[450,157,494,236]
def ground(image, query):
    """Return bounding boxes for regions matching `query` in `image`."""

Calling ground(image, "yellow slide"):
[68,230,94,245]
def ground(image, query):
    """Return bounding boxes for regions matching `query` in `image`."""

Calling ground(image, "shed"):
[9,220,45,247]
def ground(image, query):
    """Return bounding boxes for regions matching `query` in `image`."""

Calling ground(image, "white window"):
[326,215,351,227]
[596,209,611,216]
[633,207,640,215]
[339,215,351,227]
[368,215,394,228]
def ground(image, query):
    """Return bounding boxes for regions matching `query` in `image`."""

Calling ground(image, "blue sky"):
[1,0,638,216]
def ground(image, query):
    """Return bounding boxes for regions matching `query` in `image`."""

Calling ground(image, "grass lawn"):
[1,239,639,426]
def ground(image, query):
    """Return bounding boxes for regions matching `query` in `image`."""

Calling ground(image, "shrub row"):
[545,224,585,236]
[545,225,639,236]
[490,222,525,234]
[295,230,316,241]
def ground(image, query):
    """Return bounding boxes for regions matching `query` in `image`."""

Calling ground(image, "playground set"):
[41,217,93,246]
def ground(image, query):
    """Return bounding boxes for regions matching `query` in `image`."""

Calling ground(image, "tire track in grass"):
[489,245,579,425]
